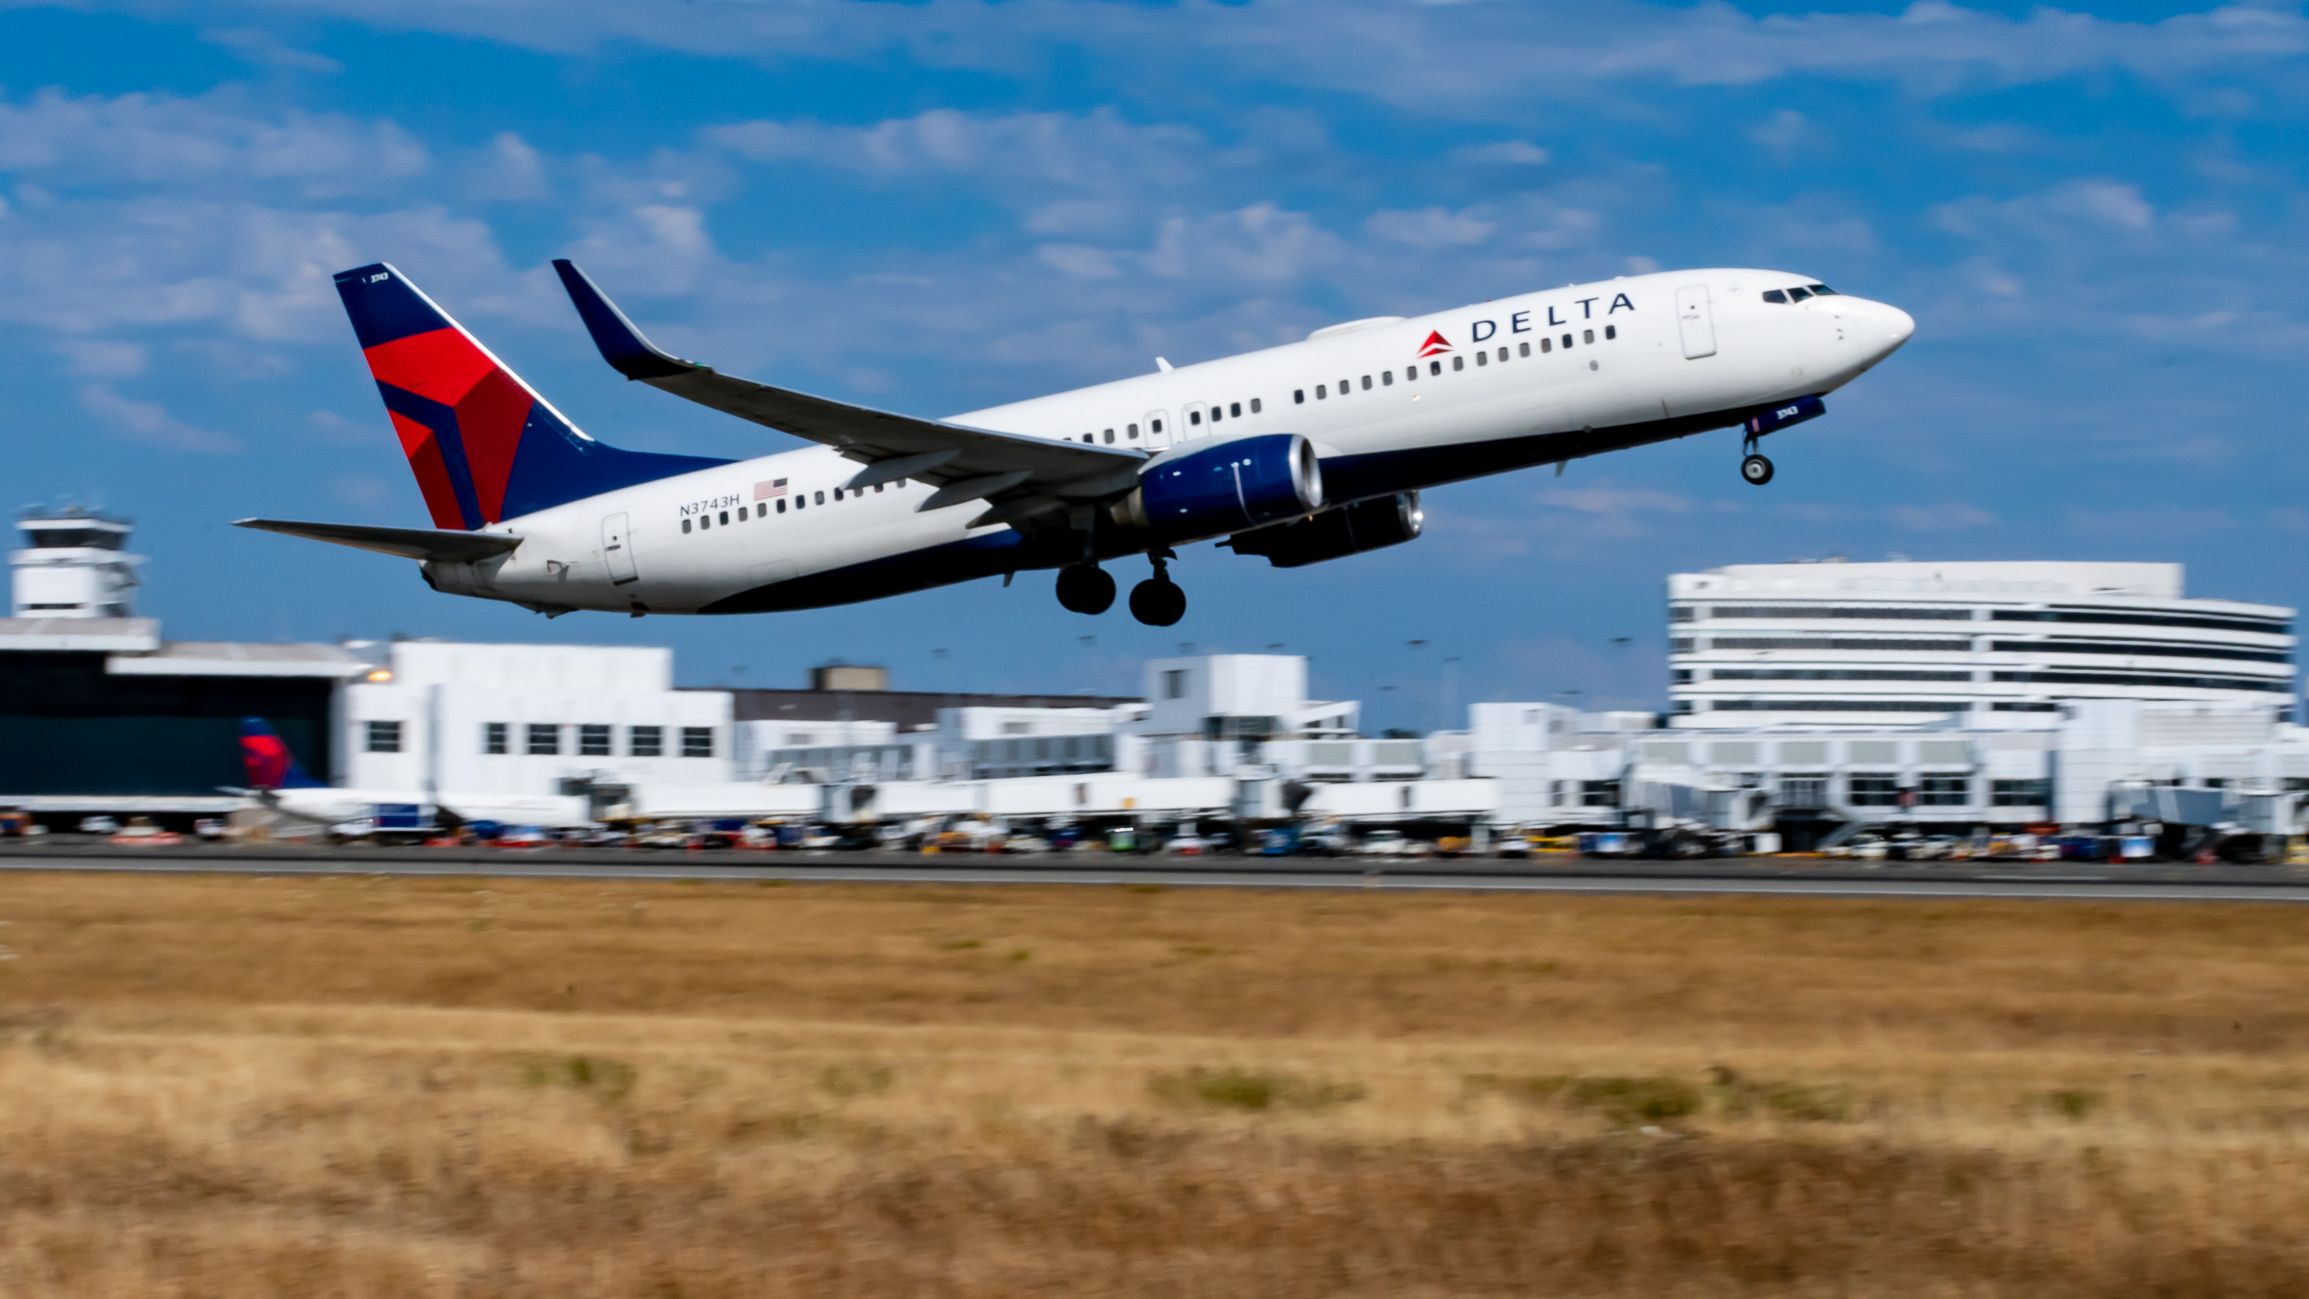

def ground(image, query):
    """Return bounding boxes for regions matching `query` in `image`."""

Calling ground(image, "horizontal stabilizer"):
[235,518,522,563]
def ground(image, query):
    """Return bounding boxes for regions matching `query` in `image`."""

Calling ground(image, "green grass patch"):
[1151,1067,1367,1113]
[1709,1066,1857,1123]
[2026,1088,2104,1121]
[1466,1072,1702,1126]
[523,1054,637,1102]
[819,1063,896,1099]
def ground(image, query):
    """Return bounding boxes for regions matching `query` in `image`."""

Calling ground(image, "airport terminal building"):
[7,508,2307,843]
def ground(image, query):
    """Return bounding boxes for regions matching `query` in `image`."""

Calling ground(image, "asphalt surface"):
[6,842,2309,902]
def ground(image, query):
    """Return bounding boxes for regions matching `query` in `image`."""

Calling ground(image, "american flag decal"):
[754,478,789,500]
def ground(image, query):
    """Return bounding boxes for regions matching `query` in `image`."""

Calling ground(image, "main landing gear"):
[1740,432,1775,486]
[1055,562,1115,615]
[1054,551,1187,625]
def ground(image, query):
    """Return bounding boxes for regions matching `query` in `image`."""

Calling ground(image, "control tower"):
[11,505,143,618]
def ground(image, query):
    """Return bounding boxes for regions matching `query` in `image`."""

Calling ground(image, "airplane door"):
[1675,285,1718,360]
[1144,410,1171,453]
[601,512,638,585]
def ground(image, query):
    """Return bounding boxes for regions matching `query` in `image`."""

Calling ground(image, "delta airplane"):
[240,261,1913,626]
[233,718,593,833]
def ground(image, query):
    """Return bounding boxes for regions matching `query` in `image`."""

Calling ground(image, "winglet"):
[550,259,699,382]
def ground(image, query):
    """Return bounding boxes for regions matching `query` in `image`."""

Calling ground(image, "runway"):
[7,845,2309,902]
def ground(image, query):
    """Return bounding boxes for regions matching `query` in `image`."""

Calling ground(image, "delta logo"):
[1416,330,1452,359]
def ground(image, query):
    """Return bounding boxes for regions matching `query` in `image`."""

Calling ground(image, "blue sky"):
[2,1,2303,728]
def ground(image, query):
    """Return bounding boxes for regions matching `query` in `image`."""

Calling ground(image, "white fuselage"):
[263,787,593,830]
[426,268,1912,616]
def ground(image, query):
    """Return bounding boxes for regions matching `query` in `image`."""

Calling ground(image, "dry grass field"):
[3,871,2309,1297]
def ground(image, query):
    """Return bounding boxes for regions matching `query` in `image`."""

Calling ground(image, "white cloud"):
[78,384,243,455]
[1889,503,1997,531]
[462,132,549,202]
[202,27,342,74]
[1145,203,1346,285]
[0,88,426,194]
[1451,140,1550,166]
[1365,206,1498,250]
[57,339,148,378]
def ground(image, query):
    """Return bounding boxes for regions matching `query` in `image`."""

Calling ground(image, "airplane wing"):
[235,518,522,563]
[551,259,1144,524]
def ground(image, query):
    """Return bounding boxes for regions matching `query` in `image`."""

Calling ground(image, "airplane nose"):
[1883,303,1915,348]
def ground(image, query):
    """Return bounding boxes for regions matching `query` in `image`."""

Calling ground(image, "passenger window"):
[814,491,824,506]
[1604,325,1616,340]
[875,483,885,492]
[1763,289,1788,304]
[1788,287,1813,301]
[1497,347,1508,362]
[1361,375,1372,390]
[1338,377,1350,393]
[1429,360,1441,376]
[794,496,803,511]
[1128,422,1139,437]
[1405,366,1416,382]
[699,515,710,530]
[1210,406,1222,424]
[1316,384,1326,399]
[1249,398,1261,413]
[1541,337,1552,353]
[1294,390,1305,405]
[1381,370,1394,386]
[777,499,787,514]
[737,505,747,520]
[1230,402,1242,417]
[681,518,692,534]
[1153,417,1164,433]
[1476,352,1488,367]
[718,510,729,526]
[1452,356,1464,371]
[1519,341,1531,357]
[1561,333,1572,349]
[1583,329,1594,344]
[1103,429,1114,444]
[1190,409,1202,425]
[832,489,843,502]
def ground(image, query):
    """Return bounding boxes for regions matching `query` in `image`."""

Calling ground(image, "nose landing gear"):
[1740,432,1775,486]
[1128,549,1186,627]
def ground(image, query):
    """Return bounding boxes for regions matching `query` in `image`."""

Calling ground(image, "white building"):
[1669,561,2295,728]
[340,640,732,798]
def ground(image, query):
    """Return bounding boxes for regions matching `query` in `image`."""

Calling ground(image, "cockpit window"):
[1762,289,1788,304]
[1787,286,1814,302]
[1808,283,1837,296]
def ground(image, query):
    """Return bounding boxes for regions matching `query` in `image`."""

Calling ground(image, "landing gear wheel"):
[1741,453,1775,486]
[1129,578,1187,627]
[1055,563,1115,615]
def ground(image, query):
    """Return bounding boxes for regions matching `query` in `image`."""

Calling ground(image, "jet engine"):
[1226,491,1423,568]
[1113,434,1323,541]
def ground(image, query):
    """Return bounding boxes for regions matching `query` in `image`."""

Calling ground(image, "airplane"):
[232,717,593,834]
[239,261,1913,627]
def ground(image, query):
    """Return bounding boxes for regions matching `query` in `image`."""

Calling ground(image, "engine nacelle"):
[1115,434,1324,542]
[1227,491,1424,568]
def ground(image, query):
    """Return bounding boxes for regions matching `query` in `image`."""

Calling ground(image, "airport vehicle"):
[240,260,1913,626]
[231,718,593,833]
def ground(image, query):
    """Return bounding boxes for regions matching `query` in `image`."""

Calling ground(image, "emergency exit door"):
[601,512,637,585]
[1675,284,1718,360]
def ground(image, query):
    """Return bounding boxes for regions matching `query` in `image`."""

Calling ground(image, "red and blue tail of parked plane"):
[239,718,325,792]
[334,263,726,531]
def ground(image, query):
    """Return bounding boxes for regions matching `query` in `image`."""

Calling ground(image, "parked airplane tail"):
[239,718,326,792]
[333,263,727,530]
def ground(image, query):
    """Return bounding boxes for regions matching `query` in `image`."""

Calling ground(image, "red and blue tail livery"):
[239,718,324,791]
[334,263,723,531]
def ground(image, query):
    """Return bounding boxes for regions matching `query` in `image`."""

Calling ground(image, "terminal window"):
[1847,773,1901,807]
[1991,779,2051,806]
[526,724,559,756]
[578,724,612,757]
[482,722,507,756]
[629,726,663,758]
[364,721,402,754]
[681,727,716,759]
[1917,774,1970,806]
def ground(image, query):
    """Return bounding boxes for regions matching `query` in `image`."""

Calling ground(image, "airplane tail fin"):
[239,718,325,792]
[333,263,725,530]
